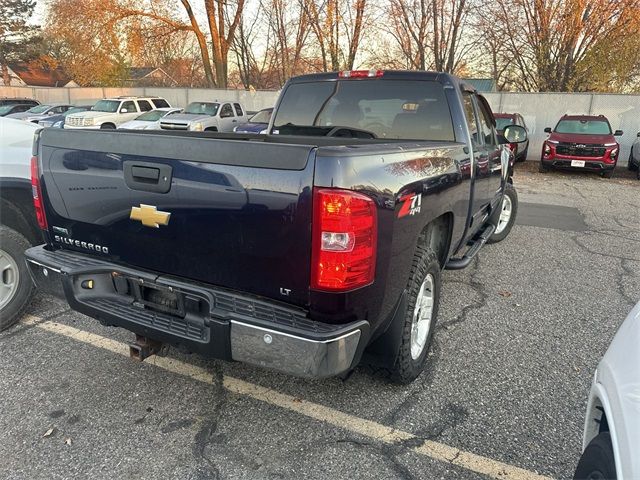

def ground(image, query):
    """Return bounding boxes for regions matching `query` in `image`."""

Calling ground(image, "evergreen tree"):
[0,0,40,85]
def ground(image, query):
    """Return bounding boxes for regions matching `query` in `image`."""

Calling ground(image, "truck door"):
[461,92,490,233]
[218,103,236,132]
[474,95,503,211]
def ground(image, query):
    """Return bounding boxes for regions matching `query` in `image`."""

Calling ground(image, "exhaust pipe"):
[129,334,163,361]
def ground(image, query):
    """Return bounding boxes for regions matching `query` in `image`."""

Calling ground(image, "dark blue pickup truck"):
[25,70,526,383]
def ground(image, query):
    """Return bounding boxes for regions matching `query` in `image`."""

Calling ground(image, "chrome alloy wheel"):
[494,194,513,235]
[410,273,434,360]
[0,248,20,310]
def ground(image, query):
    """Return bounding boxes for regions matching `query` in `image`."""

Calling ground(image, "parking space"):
[1,165,638,480]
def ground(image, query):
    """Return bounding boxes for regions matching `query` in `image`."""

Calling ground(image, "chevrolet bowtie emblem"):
[130,204,171,228]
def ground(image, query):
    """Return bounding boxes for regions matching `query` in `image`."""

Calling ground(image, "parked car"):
[6,104,74,123]
[575,301,640,480]
[233,107,273,134]
[38,105,94,128]
[0,104,33,117]
[628,132,640,179]
[540,114,622,178]
[494,113,529,162]
[160,101,248,132]
[65,96,171,129]
[25,70,526,383]
[0,97,39,107]
[0,118,41,331]
[118,108,183,130]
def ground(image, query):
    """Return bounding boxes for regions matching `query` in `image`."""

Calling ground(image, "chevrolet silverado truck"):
[24,70,526,383]
[540,114,622,178]
[159,101,248,132]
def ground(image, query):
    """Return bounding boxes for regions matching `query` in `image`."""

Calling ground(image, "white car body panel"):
[583,301,640,479]
[0,117,40,180]
[118,108,181,130]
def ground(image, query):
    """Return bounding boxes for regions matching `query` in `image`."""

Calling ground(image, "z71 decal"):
[398,193,422,218]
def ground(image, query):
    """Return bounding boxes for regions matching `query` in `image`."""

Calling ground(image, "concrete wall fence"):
[3,86,639,164]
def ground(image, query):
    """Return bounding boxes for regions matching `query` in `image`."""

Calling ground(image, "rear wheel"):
[487,183,518,244]
[388,245,441,384]
[601,170,613,179]
[518,146,528,162]
[628,149,634,170]
[100,123,116,130]
[0,226,35,332]
[574,432,616,480]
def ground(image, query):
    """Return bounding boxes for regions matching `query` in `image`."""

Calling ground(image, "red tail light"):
[338,70,384,79]
[30,156,48,229]
[508,143,517,152]
[311,188,377,291]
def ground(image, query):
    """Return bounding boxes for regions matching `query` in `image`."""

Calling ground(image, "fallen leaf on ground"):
[43,428,56,437]
[498,291,512,297]
[65,438,72,446]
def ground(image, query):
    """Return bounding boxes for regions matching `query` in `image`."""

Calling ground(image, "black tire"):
[487,183,518,244]
[388,244,441,384]
[628,149,634,171]
[539,162,550,173]
[574,432,617,480]
[204,127,218,132]
[0,226,35,332]
[601,170,613,179]
[100,123,116,130]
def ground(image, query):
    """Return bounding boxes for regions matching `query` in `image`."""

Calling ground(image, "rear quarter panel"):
[312,142,470,333]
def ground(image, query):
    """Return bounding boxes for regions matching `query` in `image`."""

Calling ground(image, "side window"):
[220,103,234,118]
[121,101,137,113]
[475,99,496,146]
[137,100,153,112]
[151,98,170,108]
[462,94,480,145]
[233,103,243,116]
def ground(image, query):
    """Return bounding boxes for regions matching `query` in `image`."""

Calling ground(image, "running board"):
[445,223,496,270]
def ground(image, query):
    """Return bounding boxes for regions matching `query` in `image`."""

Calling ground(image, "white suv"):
[65,97,171,129]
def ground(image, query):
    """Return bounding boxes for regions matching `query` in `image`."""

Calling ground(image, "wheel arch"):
[419,212,454,269]
[0,182,42,245]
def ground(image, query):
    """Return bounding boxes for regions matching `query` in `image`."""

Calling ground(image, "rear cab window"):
[272,79,455,141]
[233,103,244,116]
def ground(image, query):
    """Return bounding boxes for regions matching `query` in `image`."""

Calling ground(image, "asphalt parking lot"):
[1,163,638,480]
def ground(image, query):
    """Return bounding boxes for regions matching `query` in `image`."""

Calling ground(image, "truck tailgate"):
[38,129,316,307]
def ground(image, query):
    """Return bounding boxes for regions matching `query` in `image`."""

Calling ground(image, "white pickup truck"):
[65,96,171,130]
[159,101,248,132]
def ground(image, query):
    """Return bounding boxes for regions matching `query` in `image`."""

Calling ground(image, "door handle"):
[232,119,237,122]
[124,161,172,194]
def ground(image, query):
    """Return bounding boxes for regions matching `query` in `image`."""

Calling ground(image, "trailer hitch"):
[129,334,163,361]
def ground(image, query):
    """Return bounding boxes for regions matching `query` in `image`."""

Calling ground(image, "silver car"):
[6,104,74,123]
[575,301,640,479]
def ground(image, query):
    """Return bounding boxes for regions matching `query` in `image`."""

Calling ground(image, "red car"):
[540,114,622,178]
[495,113,529,162]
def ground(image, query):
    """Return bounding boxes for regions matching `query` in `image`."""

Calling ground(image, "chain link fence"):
[2,86,638,165]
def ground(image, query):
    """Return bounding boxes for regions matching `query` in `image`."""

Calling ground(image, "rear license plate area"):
[136,283,186,317]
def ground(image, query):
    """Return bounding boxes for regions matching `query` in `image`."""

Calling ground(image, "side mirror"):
[544,127,552,133]
[636,132,640,137]
[614,130,623,136]
[503,125,528,144]
[120,108,128,113]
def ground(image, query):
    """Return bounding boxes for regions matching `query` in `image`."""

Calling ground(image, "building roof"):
[8,62,73,87]
[463,78,497,93]
[127,67,159,79]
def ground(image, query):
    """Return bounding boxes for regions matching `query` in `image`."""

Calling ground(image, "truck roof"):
[287,70,477,93]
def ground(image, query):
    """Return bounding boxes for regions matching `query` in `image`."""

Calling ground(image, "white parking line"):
[22,315,551,480]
